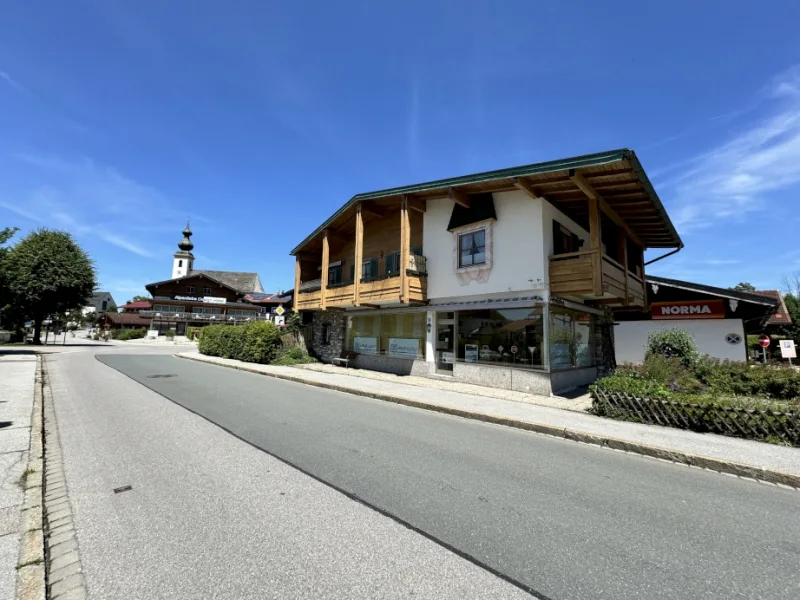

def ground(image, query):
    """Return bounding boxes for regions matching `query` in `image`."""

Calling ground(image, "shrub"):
[646,328,697,367]
[165,329,175,340]
[112,328,147,341]
[271,347,317,366]
[198,322,282,364]
[187,327,202,341]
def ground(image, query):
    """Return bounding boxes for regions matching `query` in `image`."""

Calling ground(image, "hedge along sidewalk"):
[176,351,800,489]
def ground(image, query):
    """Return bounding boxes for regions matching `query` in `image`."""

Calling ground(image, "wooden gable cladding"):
[147,274,242,302]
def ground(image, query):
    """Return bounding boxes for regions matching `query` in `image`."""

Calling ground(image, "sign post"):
[779,339,796,366]
[759,334,771,364]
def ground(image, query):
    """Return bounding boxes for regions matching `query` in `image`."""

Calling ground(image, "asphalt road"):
[44,347,530,600]
[83,353,800,600]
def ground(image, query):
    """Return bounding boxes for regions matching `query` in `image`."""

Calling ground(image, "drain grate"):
[147,374,177,378]
[113,485,133,494]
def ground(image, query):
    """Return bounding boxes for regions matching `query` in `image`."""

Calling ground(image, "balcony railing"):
[549,249,645,307]
[139,310,268,322]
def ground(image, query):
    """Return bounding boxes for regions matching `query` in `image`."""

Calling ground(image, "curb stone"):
[15,355,45,600]
[40,357,88,600]
[176,352,800,490]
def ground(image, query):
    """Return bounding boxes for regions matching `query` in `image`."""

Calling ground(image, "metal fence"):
[591,389,800,446]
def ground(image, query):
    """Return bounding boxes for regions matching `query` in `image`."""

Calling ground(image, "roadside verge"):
[176,352,800,490]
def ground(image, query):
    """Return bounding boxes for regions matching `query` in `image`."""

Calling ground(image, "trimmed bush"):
[112,328,147,341]
[198,322,282,364]
[271,347,317,366]
[645,328,697,367]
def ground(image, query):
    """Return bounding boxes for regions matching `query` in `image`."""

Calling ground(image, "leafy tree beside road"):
[3,228,97,344]
[730,282,756,292]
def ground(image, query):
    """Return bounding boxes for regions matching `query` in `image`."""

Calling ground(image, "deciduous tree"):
[4,229,97,344]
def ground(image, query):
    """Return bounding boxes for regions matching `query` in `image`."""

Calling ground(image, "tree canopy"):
[730,282,756,292]
[4,228,96,343]
[130,295,151,303]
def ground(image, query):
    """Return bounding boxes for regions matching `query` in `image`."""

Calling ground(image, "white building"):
[82,291,116,316]
[292,149,682,394]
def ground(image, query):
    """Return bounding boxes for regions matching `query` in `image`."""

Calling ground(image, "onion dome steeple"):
[178,219,194,252]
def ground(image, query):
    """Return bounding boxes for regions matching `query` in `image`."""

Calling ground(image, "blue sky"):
[1,1,800,303]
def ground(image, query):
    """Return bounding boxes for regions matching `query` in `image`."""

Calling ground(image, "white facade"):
[614,319,747,364]
[422,190,594,301]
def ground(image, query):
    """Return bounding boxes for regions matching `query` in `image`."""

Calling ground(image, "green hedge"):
[198,322,282,364]
[112,328,147,341]
[271,346,317,366]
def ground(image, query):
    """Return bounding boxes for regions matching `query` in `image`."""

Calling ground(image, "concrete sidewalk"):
[177,351,800,488]
[0,353,44,599]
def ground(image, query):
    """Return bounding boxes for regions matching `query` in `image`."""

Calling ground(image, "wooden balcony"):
[296,256,427,311]
[549,249,645,307]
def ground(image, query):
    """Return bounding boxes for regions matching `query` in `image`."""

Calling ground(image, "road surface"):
[43,347,800,599]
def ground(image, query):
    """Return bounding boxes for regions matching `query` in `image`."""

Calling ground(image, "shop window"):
[458,229,486,267]
[456,307,544,369]
[347,313,425,358]
[549,307,595,369]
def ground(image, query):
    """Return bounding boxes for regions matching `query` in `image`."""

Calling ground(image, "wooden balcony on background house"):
[295,254,427,311]
[549,249,645,307]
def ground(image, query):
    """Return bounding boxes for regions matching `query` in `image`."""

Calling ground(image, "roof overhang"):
[291,148,682,255]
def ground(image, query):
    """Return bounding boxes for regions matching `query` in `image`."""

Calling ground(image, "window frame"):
[458,229,487,268]
[186,285,195,293]
[203,286,212,295]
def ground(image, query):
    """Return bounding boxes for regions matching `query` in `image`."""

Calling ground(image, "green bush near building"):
[198,322,283,364]
[112,328,147,341]
[271,346,317,366]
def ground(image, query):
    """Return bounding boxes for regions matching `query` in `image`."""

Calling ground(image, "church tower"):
[172,220,194,279]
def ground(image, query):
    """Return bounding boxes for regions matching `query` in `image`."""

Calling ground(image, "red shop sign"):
[651,299,725,320]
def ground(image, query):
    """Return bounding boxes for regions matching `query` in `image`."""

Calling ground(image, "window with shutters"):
[361,258,378,282]
[328,264,342,286]
[385,251,401,276]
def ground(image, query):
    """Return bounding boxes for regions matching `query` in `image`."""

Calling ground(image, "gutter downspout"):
[644,244,684,267]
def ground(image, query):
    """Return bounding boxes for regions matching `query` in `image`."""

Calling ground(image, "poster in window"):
[354,337,378,354]
[388,338,419,358]
[464,344,479,362]
[550,344,571,369]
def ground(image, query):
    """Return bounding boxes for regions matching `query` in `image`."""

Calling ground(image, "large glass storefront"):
[456,307,545,369]
[346,303,597,370]
[347,312,426,359]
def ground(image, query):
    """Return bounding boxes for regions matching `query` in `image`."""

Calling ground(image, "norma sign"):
[759,334,771,348]
[651,300,725,320]
[779,339,796,358]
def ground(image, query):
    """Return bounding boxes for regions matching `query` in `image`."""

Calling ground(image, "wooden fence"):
[591,389,800,446]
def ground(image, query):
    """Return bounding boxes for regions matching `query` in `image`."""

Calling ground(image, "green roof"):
[291,148,680,254]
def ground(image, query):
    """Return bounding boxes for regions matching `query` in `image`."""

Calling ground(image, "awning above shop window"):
[447,193,496,231]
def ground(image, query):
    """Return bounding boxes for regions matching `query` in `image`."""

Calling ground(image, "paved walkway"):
[0,353,36,598]
[177,351,800,483]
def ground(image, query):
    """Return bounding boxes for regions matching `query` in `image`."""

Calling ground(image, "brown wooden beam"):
[353,203,363,307]
[449,187,471,208]
[588,197,604,297]
[320,230,329,311]
[293,257,301,312]
[569,169,647,249]
[294,251,319,262]
[406,198,426,213]
[400,196,411,302]
[513,177,548,201]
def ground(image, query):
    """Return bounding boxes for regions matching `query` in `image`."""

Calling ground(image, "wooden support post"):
[641,246,648,307]
[354,203,363,306]
[589,196,603,296]
[620,232,629,305]
[321,230,329,311]
[293,256,301,311]
[400,196,411,302]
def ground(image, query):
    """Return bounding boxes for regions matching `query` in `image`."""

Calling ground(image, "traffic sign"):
[510,345,518,354]
[779,339,796,359]
[758,334,771,348]
[275,306,285,316]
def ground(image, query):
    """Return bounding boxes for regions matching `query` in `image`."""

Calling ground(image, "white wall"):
[614,319,747,364]
[423,190,547,300]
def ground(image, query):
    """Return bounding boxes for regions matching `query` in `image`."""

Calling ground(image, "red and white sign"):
[651,300,725,320]
[759,334,771,348]
[510,345,518,354]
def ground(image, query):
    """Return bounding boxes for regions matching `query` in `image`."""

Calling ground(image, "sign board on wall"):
[353,337,378,354]
[388,338,419,358]
[202,296,227,304]
[780,339,796,359]
[651,300,725,320]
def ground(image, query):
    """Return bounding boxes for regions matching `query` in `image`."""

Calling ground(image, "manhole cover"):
[147,374,177,379]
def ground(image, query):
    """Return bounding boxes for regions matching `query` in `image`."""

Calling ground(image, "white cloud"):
[659,65,800,232]
[1,153,198,258]
[0,70,28,95]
